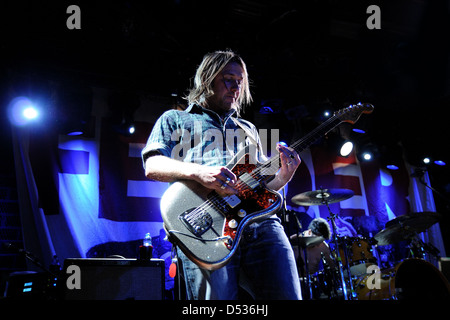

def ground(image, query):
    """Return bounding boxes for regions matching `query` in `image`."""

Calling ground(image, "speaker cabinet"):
[63,258,164,300]
[439,257,450,282]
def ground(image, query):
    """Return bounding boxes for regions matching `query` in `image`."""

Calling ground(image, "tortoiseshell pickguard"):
[222,154,279,241]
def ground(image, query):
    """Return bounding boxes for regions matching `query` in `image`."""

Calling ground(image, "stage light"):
[324,110,331,117]
[128,125,135,135]
[8,97,40,126]
[380,143,403,171]
[339,141,354,157]
[352,128,366,134]
[67,131,84,136]
[23,107,39,120]
[362,152,372,161]
[357,143,378,162]
[423,157,431,164]
[434,160,446,166]
[386,164,399,170]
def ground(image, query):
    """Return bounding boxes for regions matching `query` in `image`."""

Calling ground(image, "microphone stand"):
[413,168,450,205]
[3,242,58,278]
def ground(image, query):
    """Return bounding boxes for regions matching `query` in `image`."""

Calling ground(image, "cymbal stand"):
[302,245,314,300]
[281,189,312,299]
[322,193,350,300]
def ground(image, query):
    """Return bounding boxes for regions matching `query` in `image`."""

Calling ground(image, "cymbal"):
[291,188,355,206]
[385,212,441,230]
[374,212,441,245]
[289,234,325,248]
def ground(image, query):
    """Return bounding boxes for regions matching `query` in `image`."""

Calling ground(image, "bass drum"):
[355,259,450,300]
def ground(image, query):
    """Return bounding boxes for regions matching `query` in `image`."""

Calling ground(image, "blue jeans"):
[177,217,302,300]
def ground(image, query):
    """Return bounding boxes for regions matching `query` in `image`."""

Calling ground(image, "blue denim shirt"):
[142,104,265,168]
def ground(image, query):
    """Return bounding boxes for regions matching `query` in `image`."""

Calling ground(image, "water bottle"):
[144,232,152,247]
[139,232,153,260]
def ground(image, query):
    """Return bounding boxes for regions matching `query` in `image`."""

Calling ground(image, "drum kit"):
[290,188,450,300]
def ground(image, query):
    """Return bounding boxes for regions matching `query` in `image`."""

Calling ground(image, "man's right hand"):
[145,155,238,195]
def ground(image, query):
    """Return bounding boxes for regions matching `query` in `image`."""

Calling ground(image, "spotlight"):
[128,124,136,135]
[380,143,403,171]
[362,152,372,161]
[357,143,378,162]
[8,97,40,126]
[339,141,354,157]
[352,128,366,134]
[324,110,331,117]
[67,131,84,136]
[423,157,431,164]
[23,107,39,120]
[386,164,399,170]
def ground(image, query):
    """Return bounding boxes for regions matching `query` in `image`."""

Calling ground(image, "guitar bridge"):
[179,208,213,237]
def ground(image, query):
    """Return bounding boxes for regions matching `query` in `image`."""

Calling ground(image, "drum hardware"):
[290,233,326,299]
[374,211,442,264]
[325,199,356,299]
[291,188,448,300]
[351,212,448,300]
[303,240,313,299]
[320,252,341,299]
[292,188,355,300]
[354,258,450,300]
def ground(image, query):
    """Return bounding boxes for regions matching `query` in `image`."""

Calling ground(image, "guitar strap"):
[230,117,263,156]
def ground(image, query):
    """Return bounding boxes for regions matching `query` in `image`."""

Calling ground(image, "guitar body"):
[160,153,282,270]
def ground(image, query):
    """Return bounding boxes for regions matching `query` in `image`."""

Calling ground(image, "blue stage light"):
[23,106,39,120]
[386,164,399,170]
[8,97,40,126]
[352,128,366,134]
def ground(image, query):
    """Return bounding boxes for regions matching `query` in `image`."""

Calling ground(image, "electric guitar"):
[160,103,374,270]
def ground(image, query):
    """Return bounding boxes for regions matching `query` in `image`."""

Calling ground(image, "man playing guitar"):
[142,50,302,300]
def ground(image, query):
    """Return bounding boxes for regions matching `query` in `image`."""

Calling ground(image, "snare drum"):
[355,259,450,300]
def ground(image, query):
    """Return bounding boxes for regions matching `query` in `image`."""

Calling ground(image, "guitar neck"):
[255,115,343,179]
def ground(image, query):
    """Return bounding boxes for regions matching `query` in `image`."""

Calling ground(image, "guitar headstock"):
[334,103,374,124]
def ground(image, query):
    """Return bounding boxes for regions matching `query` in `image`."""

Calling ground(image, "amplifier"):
[63,258,164,300]
[439,257,450,282]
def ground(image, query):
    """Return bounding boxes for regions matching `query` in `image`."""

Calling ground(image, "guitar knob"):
[228,219,238,229]
[237,209,246,218]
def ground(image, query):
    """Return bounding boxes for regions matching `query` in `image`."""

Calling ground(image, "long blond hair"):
[185,50,252,115]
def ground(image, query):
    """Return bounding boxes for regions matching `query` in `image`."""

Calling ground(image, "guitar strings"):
[255,114,341,178]
[183,111,344,224]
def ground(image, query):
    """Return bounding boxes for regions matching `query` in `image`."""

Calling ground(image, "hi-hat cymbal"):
[289,234,325,248]
[291,189,355,206]
[374,212,441,246]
